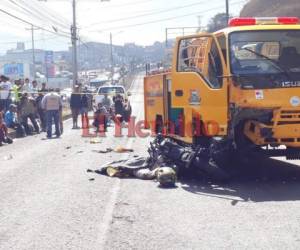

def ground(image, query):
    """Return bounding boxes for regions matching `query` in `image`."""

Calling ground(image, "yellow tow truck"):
[144,17,300,162]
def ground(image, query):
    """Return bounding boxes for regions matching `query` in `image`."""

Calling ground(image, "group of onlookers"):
[1,75,133,145]
[92,93,132,133]
[0,75,65,145]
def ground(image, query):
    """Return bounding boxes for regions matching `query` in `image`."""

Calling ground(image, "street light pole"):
[26,25,39,79]
[109,31,123,84]
[71,0,78,87]
[226,0,229,25]
[31,25,36,80]
[110,32,114,83]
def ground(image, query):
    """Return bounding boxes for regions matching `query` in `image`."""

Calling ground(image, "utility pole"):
[26,25,39,79]
[71,0,78,87]
[110,32,114,83]
[226,0,229,25]
[31,25,36,80]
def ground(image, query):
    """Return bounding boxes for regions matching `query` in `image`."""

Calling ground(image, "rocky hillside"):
[240,0,300,17]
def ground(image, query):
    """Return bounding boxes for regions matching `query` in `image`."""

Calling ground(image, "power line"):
[81,0,153,12]
[87,0,218,27]
[22,0,71,29]
[0,7,71,38]
[6,0,70,31]
[14,0,71,32]
[91,0,246,32]
[24,0,71,26]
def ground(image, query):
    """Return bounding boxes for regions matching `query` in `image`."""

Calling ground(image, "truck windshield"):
[230,30,300,78]
[98,87,125,94]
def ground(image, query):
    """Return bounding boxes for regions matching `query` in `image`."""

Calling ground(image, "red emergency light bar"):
[229,17,300,27]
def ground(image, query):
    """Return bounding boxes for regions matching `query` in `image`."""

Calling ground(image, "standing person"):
[114,94,124,123]
[0,112,13,146]
[70,85,81,129]
[22,78,32,93]
[41,90,63,139]
[0,75,12,113]
[55,88,64,135]
[37,83,48,131]
[80,89,89,129]
[40,82,48,93]
[12,79,22,104]
[19,94,40,134]
[31,80,38,97]
[102,93,112,109]
[36,93,46,132]
[102,93,112,124]
[123,98,132,123]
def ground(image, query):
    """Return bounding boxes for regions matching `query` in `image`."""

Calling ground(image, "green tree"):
[207,13,231,32]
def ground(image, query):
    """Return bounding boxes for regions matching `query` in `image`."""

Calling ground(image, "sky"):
[0,0,248,53]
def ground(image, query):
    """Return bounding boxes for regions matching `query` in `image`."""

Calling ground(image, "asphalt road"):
[1,74,300,250]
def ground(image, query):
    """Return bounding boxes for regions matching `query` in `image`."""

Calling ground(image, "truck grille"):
[275,110,300,125]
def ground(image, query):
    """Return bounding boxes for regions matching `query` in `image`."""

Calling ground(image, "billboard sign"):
[3,63,24,77]
[45,51,54,64]
[45,51,55,78]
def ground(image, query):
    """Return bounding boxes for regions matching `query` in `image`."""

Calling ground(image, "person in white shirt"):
[41,90,63,139]
[22,78,32,93]
[31,80,39,98]
[0,75,12,112]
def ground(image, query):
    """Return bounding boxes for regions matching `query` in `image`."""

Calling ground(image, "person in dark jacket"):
[36,92,46,131]
[123,98,132,122]
[81,90,89,129]
[113,94,124,123]
[70,85,82,129]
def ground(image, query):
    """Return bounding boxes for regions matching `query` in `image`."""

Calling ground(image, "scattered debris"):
[76,151,84,154]
[65,146,72,150]
[116,202,130,206]
[89,178,95,181]
[114,146,134,153]
[231,200,239,206]
[92,148,113,154]
[92,147,134,153]
[90,139,101,144]
[3,154,13,161]
[113,215,134,223]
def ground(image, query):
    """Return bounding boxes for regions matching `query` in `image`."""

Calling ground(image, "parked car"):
[94,85,132,121]
[94,85,131,106]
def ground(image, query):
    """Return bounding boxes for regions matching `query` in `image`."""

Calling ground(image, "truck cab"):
[144,17,300,159]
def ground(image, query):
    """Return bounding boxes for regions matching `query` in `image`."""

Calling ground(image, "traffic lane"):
[103,156,300,249]
[0,76,145,250]
[103,73,300,249]
[102,74,300,249]
[0,121,133,250]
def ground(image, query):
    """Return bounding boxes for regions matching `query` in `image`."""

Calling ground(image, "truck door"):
[171,34,228,139]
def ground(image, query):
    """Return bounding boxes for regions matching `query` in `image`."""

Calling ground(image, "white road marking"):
[95,75,144,249]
